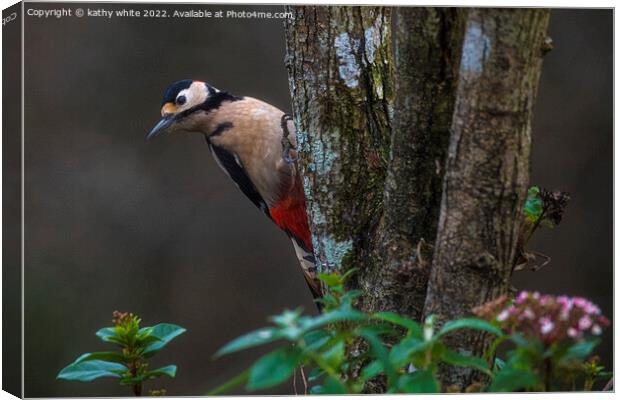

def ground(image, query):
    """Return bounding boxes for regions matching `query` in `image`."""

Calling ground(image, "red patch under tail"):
[269,186,312,252]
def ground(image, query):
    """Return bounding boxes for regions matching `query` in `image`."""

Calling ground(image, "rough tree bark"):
[284,6,466,320]
[423,8,550,390]
[366,7,467,319]
[284,5,394,290]
[284,6,549,392]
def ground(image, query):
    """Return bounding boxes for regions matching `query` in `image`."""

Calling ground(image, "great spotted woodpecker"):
[147,80,320,300]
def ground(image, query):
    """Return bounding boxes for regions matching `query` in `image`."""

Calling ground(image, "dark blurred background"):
[14,5,611,396]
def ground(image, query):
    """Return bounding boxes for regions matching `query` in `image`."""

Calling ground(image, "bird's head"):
[147,79,222,140]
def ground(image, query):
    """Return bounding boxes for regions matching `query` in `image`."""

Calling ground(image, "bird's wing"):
[207,140,271,219]
[209,139,322,303]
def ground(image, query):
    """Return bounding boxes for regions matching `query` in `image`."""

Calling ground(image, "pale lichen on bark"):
[284,6,393,281]
[423,8,550,390]
[284,6,550,392]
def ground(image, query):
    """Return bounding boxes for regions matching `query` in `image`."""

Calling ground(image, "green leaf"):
[524,186,543,222]
[560,339,599,363]
[372,312,423,339]
[303,330,331,351]
[317,272,342,287]
[271,308,303,327]
[95,327,124,345]
[322,340,345,368]
[301,309,365,332]
[340,268,358,282]
[320,376,348,394]
[441,350,492,376]
[307,367,325,383]
[135,327,163,347]
[356,327,397,385]
[145,365,177,379]
[136,334,163,347]
[142,324,186,357]
[360,360,383,381]
[437,318,503,338]
[315,294,337,308]
[57,360,127,382]
[72,352,126,364]
[137,326,154,336]
[247,347,303,391]
[494,357,505,371]
[309,385,323,394]
[356,323,397,337]
[507,332,531,348]
[488,367,538,392]
[389,336,428,368]
[340,290,363,305]
[207,369,250,395]
[215,328,282,358]
[398,370,439,393]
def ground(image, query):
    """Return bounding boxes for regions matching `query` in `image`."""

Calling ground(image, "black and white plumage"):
[148,80,321,300]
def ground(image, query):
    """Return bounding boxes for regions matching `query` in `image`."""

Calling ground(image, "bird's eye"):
[176,95,187,106]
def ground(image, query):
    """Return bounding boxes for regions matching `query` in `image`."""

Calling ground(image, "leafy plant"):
[210,271,611,394]
[57,311,186,396]
[516,186,571,271]
[209,271,502,394]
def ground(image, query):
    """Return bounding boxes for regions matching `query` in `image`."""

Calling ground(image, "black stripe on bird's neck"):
[210,121,234,137]
[176,91,242,121]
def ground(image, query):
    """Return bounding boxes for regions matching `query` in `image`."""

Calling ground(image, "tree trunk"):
[284,5,549,392]
[284,6,467,320]
[365,7,467,320]
[284,5,393,286]
[422,8,550,390]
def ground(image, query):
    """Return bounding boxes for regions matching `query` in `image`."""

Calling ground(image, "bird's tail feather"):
[291,239,323,312]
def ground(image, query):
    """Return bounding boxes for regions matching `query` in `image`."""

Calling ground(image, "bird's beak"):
[147,102,178,140]
[147,115,174,140]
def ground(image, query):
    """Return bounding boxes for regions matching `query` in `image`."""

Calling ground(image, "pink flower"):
[522,307,535,320]
[584,303,601,315]
[573,297,587,309]
[476,292,609,346]
[540,317,554,335]
[497,309,510,322]
[557,296,573,311]
[579,315,592,330]
[516,292,529,304]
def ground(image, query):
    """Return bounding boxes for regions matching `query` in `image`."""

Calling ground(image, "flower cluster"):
[112,310,139,328]
[474,292,609,345]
